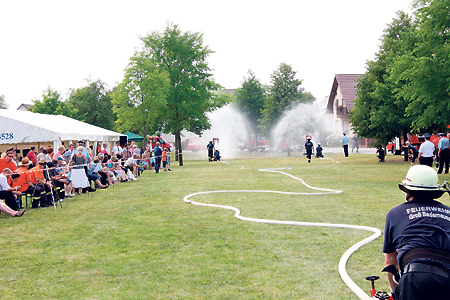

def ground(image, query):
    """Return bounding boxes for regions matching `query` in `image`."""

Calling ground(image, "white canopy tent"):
[0,109,124,154]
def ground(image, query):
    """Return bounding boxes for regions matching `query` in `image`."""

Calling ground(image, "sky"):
[0,0,414,110]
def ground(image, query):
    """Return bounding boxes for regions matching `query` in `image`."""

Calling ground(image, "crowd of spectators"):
[0,139,172,217]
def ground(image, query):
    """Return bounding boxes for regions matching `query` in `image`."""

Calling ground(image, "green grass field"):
[2,151,450,299]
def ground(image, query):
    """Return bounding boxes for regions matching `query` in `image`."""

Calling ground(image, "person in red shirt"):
[0,151,17,173]
[26,146,37,166]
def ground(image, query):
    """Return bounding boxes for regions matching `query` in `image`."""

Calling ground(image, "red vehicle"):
[238,135,269,152]
[148,136,173,151]
[387,133,439,155]
[187,138,205,152]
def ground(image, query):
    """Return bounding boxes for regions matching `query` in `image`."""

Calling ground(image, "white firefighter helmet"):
[399,165,440,195]
[398,165,447,199]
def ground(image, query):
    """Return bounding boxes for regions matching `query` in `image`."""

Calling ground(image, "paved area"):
[323,147,376,155]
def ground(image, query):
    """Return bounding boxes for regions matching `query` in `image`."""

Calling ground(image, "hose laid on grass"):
[183,160,380,300]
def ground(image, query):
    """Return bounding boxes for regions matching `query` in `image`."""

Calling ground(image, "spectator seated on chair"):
[0,199,25,217]
[54,159,74,198]
[87,158,107,189]
[0,150,18,173]
[0,168,21,211]
[124,153,139,178]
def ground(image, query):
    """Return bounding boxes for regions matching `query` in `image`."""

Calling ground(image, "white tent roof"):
[0,109,124,144]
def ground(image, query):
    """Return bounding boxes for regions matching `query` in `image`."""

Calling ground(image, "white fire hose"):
[183,160,380,300]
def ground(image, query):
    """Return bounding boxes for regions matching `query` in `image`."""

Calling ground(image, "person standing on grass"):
[418,133,435,167]
[342,133,349,157]
[304,137,314,163]
[352,136,359,153]
[437,133,449,174]
[432,133,442,168]
[383,165,450,300]
[206,141,215,162]
[154,142,163,173]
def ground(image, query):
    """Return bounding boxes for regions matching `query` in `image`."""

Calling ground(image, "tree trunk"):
[176,129,183,166]
[142,126,148,149]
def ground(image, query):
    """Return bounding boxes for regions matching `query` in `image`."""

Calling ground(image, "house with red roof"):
[326,74,363,136]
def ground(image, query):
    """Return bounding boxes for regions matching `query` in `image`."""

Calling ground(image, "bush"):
[326,133,342,147]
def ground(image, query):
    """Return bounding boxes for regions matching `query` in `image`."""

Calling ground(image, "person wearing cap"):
[437,132,449,174]
[28,158,52,208]
[383,165,450,299]
[315,143,324,158]
[206,141,215,162]
[341,133,349,157]
[0,168,22,211]
[304,136,314,163]
[418,133,435,167]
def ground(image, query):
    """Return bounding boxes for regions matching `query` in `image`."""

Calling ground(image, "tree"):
[141,23,230,166]
[0,94,8,109]
[389,0,450,132]
[234,70,266,138]
[259,63,314,134]
[30,87,78,118]
[68,79,116,130]
[112,50,170,147]
[350,11,417,146]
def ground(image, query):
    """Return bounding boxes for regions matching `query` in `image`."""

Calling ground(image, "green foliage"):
[68,79,116,130]
[141,23,229,154]
[234,70,267,135]
[0,94,8,109]
[259,63,314,134]
[390,0,450,132]
[30,87,78,118]
[352,2,450,139]
[351,11,416,145]
[112,51,170,141]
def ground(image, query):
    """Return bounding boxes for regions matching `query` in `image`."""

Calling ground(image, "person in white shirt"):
[418,133,435,167]
[124,153,139,178]
[112,141,123,156]
[0,169,22,211]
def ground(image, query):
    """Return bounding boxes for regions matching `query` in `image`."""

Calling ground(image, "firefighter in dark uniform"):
[383,165,450,300]
[315,143,323,158]
[206,141,215,162]
[304,137,314,163]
